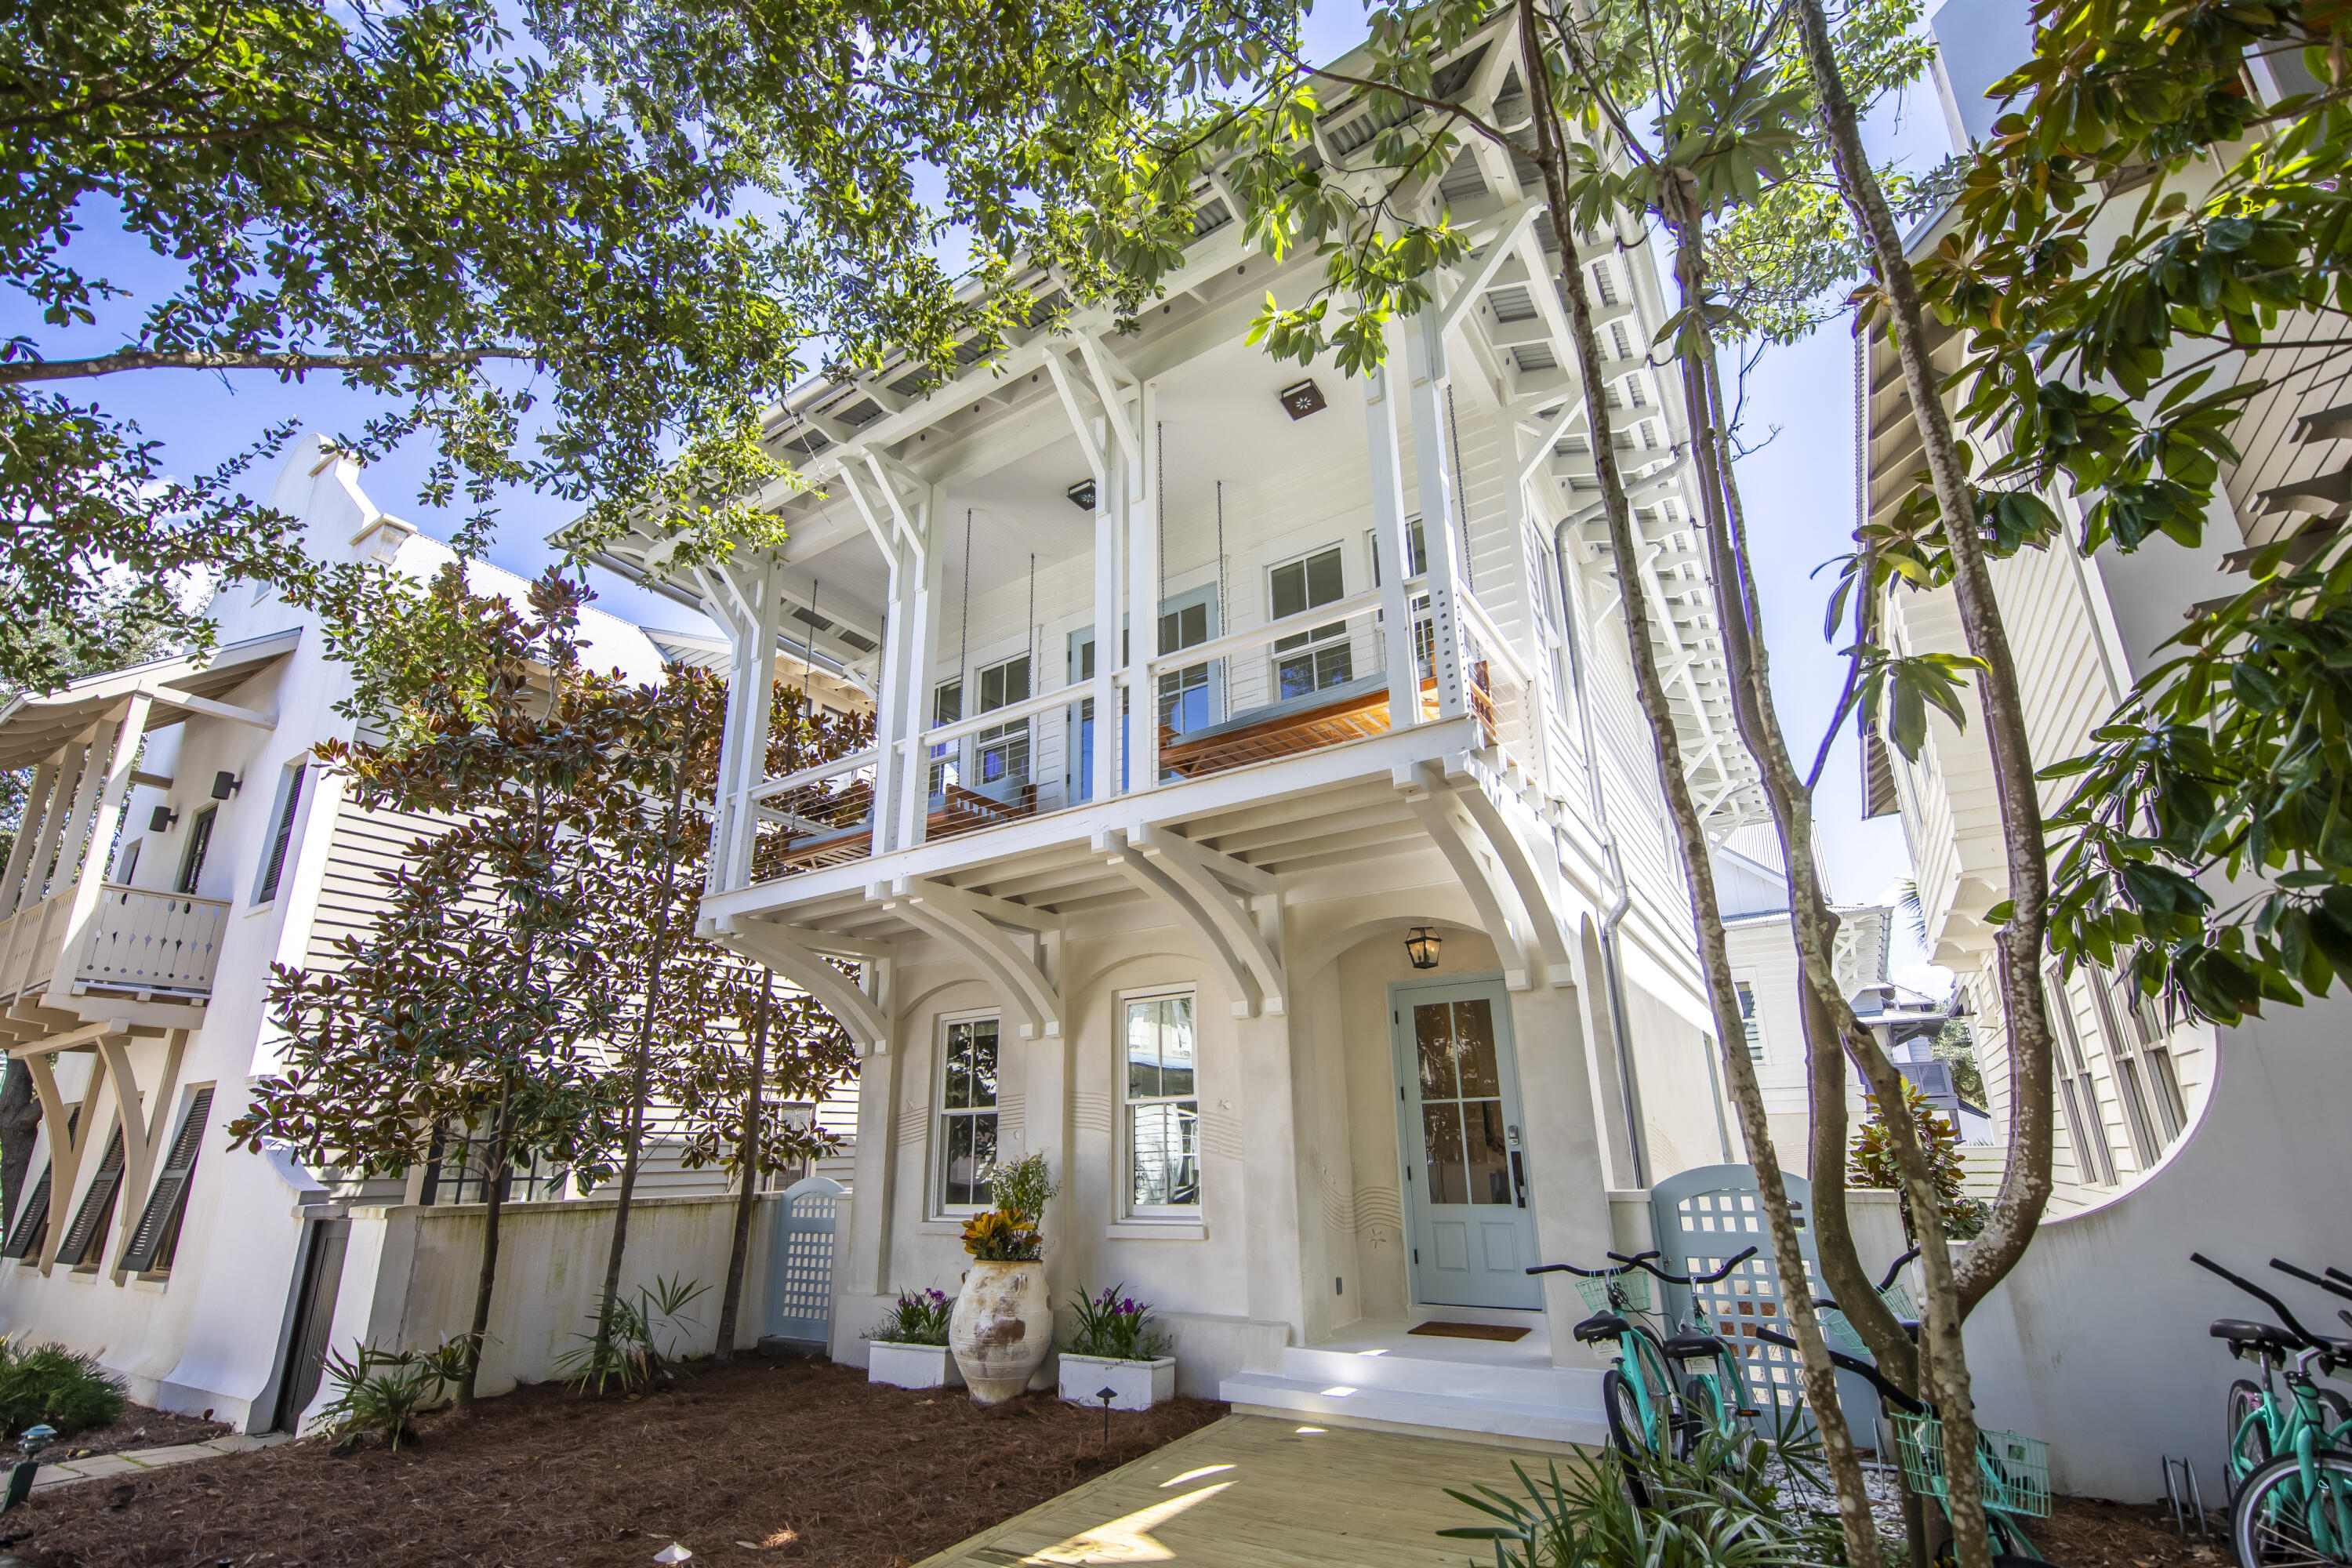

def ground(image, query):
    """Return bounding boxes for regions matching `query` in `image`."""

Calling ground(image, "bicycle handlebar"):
[1751,1326,1930,1415]
[2275,1258,2352,1305]
[1603,1245,1759,1286]
[1878,1247,1923,1294]
[2194,1253,2326,1349]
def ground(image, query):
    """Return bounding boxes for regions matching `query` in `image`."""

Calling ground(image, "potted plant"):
[948,1152,1057,1405]
[1057,1285,1176,1410]
[863,1288,961,1389]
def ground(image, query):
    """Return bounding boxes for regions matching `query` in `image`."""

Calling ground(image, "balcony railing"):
[0,885,230,1003]
[733,584,1534,884]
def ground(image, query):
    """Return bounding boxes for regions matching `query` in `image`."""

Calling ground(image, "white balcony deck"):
[0,885,230,1007]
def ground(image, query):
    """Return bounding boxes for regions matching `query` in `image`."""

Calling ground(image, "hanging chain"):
[1447,386,1475,593]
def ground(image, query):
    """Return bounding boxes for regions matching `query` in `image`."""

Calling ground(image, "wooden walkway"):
[915,1412,1588,1567]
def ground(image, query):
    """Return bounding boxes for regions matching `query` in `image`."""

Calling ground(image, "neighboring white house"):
[0,439,856,1430]
[575,10,1861,1450]
[1860,0,2348,1497]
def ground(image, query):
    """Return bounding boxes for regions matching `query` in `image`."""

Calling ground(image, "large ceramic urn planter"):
[949,1260,1051,1404]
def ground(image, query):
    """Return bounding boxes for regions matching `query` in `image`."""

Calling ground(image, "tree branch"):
[1,347,535,386]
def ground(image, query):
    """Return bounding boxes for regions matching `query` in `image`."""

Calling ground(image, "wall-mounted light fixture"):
[1406,926,1442,970]
[211,771,241,800]
[1279,378,1328,420]
[1066,478,1098,511]
[148,806,180,833]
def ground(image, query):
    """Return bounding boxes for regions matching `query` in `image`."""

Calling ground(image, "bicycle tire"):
[2319,1389,2352,1442]
[1682,1376,1727,1458]
[2233,1450,2352,1566]
[1603,1367,1658,1508]
[2234,1379,2277,1490]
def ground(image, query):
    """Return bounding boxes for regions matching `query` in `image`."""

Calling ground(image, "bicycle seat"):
[1573,1312,1629,1345]
[2212,1319,2299,1353]
[1663,1332,1727,1361]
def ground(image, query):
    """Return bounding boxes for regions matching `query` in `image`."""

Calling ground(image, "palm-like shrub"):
[0,1338,126,1437]
[1066,1286,1168,1361]
[865,1288,953,1346]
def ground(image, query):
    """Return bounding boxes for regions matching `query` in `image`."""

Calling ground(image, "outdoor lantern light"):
[1279,378,1328,419]
[1406,927,1442,970]
[1066,478,1097,511]
[148,806,179,833]
[211,770,240,800]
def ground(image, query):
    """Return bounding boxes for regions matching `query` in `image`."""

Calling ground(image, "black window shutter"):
[3,1107,80,1261]
[2,1167,53,1261]
[53,1127,126,1269]
[257,767,306,902]
[122,1087,214,1274]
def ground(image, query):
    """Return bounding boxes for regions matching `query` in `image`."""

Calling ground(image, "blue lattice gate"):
[765,1176,845,1349]
[1649,1164,1825,1422]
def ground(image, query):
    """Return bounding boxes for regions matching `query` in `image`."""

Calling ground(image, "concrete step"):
[1278,1343,1602,1407]
[1221,1370,1611,1448]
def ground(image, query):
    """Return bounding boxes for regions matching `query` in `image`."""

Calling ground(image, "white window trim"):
[1119,985,1202,1221]
[933,1009,1003,1218]
[1733,975,1766,1062]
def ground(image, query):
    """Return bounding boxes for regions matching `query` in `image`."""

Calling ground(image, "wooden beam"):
[140,688,274,730]
[883,877,1064,1039]
[1098,830,1264,1018]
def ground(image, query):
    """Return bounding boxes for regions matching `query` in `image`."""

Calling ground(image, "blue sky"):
[28,3,1959,949]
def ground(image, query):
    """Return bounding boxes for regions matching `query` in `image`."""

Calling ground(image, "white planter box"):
[867,1341,964,1390]
[1058,1353,1177,1410]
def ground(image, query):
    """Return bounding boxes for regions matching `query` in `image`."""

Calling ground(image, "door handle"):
[1510,1150,1527,1208]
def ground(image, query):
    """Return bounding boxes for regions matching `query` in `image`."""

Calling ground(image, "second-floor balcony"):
[0,885,231,1009]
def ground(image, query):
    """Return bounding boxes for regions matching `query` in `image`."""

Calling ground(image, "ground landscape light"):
[1406,927,1441,970]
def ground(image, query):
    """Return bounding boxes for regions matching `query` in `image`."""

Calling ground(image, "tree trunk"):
[457,1076,517,1411]
[714,971,774,1364]
[593,787,686,1363]
[1788,0,2055,1319]
[0,1059,39,1232]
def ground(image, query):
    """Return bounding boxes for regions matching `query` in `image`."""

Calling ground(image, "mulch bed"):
[2038,1494,2229,1568]
[49,1405,233,1462]
[0,1358,1226,1568]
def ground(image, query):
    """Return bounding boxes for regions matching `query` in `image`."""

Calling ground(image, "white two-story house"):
[588,14,1780,1446]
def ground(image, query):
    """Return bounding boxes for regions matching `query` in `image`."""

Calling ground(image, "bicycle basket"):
[1879,1279,1920,1321]
[1573,1270,1653,1315]
[1819,1308,1867,1357]
[1891,1414,2051,1519]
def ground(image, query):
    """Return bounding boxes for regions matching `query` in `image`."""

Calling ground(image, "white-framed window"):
[937,1014,1000,1212]
[2089,966,2187,1157]
[1735,980,1763,1060]
[1122,991,1199,1214]
[1269,544,1351,699]
[253,761,308,904]
[2044,967,2117,1185]
[176,805,217,895]
[974,655,1032,788]
[930,678,963,795]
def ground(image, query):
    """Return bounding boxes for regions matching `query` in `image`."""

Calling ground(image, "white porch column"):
[1405,308,1476,722]
[703,555,781,896]
[1365,352,1423,731]
[893,482,943,851]
[49,730,111,909]
[867,526,916,856]
[1127,381,1161,793]
[1091,435,1124,804]
[0,760,58,918]
[60,695,153,971]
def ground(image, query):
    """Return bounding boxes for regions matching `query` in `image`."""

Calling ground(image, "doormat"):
[1407,1321,1530,1343]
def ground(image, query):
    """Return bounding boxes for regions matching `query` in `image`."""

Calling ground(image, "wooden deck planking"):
[914,1412,1589,1568]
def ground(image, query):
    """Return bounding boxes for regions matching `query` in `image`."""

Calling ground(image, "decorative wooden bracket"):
[1104,825,1285,1018]
[877,878,1064,1040]
[1442,753,1576,987]
[710,916,891,1054]
[1396,760,1540,990]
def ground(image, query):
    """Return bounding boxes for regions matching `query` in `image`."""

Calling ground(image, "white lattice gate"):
[1650,1164,1825,1421]
[765,1175,845,1348]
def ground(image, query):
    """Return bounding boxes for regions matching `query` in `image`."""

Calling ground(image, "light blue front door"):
[1392,976,1541,1310]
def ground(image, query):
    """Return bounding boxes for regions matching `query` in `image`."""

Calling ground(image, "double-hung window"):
[1123,993,1199,1214]
[2089,967,2187,1158]
[1736,982,1764,1060]
[254,763,307,904]
[176,805,217,895]
[930,681,963,796]
[1156,596,1214,739]
[938,1017,1000,1211]
[1270,546,1351,699]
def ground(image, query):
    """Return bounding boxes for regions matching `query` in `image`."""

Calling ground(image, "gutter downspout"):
[1555,503,1650,1189]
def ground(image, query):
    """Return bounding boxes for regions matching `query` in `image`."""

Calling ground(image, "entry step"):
[1221,1370,1610,1448]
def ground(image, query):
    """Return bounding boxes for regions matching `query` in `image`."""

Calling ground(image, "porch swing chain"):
[1215,479,1228,721]
[956,510,973,768]
[1447,386,1474,593]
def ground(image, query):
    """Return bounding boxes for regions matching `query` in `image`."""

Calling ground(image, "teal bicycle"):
[1530,1246,1755,1489]
[2196,1253,2352,1566]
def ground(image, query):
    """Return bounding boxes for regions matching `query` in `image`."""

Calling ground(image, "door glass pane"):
[1421,1104,1468,1203]
[1466,1099,1511,1204]
[1414,1004,1458,1099]
[1452,1000,1501,1097]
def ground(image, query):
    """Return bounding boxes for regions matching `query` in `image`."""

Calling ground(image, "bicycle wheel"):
[2319,1389,2352,1442]
[1682,1375,1727,1457]
[2233,1450,2352,1566]
[2234,1379,2276,1489]
[1603,1367,1658,1509]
